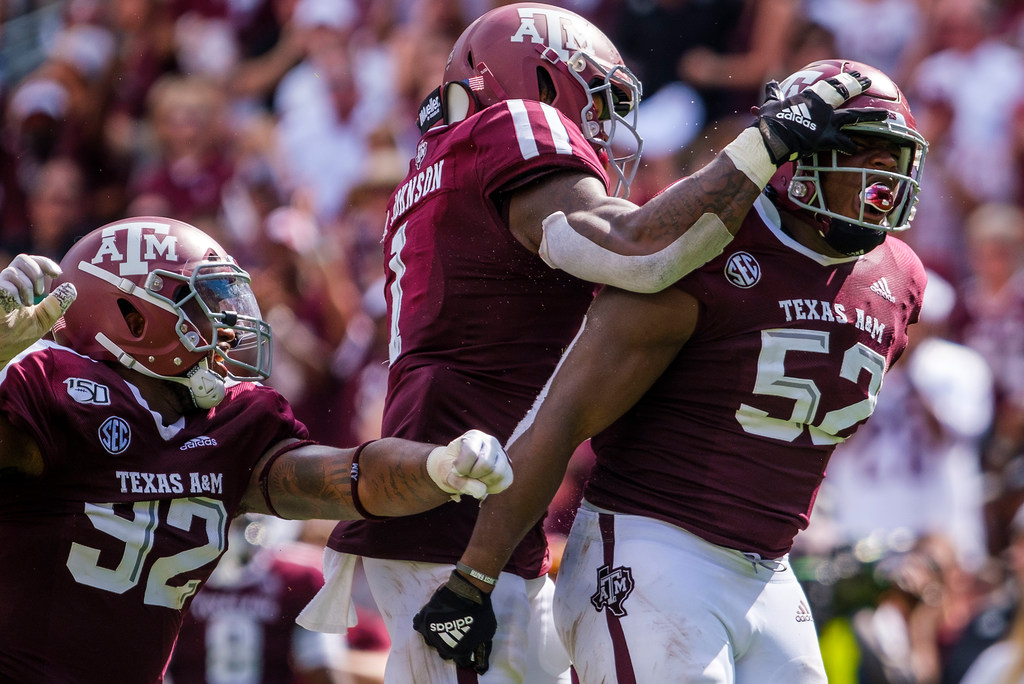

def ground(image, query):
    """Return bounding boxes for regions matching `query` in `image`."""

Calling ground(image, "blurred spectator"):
[0,76,69,244]
[22,155,95,259]
[246,205,358,445]
[170,0,308,119]
[851,541,946,683]
[323,146,407,292]
[328,283,389,448]
[272,0,395,225]
[387,0,468,147]
[623,80,706,204]
[676,0,802,118]
[218,111,291,264]
[102,0,179,147]
[780,17,839,75]
[804,0,923,80]
[608,0,750,121]
[949,202,1024,557]
[960,502,1024,683]
[166,514,349,684]
[904,0,1024,281]
[128,73,236,224]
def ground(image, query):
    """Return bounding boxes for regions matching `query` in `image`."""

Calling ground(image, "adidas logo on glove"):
[776,103,817,131]
[430,616,475,648]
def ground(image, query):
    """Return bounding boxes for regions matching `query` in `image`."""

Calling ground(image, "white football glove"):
[0,254,77,366]
[426,429,513,501]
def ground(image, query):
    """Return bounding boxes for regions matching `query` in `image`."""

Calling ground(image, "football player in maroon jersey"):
[0,216,512,682]
[166,515,345,684]
[306,1,889,681]
[415,58,930,683]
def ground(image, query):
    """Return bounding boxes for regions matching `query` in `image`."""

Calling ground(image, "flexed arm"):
[509,70,884,292]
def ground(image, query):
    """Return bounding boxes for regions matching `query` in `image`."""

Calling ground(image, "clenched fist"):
[426,429,513,501]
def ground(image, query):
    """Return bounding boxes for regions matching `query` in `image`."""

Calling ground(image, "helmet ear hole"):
[536,67,556,104]
[117,299,145,338]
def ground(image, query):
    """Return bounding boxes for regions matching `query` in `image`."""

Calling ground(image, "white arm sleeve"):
[538,211,734,293]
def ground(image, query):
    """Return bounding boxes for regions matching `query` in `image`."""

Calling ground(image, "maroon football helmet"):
[442,2,643,196]
[767,59,928,252]
[53,217,271,408]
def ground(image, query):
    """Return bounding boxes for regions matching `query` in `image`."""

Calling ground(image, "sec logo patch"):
[99,416,131,455]
[724,251,761,289]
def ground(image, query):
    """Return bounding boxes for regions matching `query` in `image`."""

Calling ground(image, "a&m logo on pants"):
[590,563,635,617]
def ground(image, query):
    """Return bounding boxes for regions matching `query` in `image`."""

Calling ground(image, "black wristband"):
[349,440,388,521]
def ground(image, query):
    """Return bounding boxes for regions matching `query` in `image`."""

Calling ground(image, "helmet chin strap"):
[183,361,227,409]
[93,333,226,409]
[817,217,886,257]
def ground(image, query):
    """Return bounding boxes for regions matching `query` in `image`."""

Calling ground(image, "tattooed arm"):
[503,71,879,293]
[510,153,759,256]
[239,432,513,520]
[506,152,761,293]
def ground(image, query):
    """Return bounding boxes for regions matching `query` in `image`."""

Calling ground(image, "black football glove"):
[752,72,889,165]
[413,570,497,674]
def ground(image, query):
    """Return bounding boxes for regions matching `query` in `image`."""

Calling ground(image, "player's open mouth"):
[861,182,895,222]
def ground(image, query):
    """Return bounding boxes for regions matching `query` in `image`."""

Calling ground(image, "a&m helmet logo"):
[90,220,180,276]
[510,6,593,62]
[99,416,131,455]
[724,251,761,289]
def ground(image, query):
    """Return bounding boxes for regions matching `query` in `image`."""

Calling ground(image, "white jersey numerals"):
[387,221,409,366]
[736,329,885,445]
[66,497,227,609]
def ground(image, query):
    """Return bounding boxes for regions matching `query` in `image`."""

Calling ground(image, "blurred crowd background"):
[3,0,1024,681]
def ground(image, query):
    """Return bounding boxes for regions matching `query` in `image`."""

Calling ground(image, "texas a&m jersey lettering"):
[114,470,225,494]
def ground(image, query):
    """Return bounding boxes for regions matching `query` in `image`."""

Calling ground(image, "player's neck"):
[111,365,194,425]
[781,214,849,259]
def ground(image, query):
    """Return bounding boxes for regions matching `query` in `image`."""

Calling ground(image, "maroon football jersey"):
[588,196,927,558]
[329,99,606,577]
[0,341,306,682]
[167,544,326,684]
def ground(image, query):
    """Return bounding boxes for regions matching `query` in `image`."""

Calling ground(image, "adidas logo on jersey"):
[795,601,813,623]
[180,436,218,451]
[429,616,474,649]
[870,277,896,303]
[775,102,816,130]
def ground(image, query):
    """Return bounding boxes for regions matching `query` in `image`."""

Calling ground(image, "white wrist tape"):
[722,127,777,189]
[426,442,467,502]
[808,72,865,107]
[539,211,734,293]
